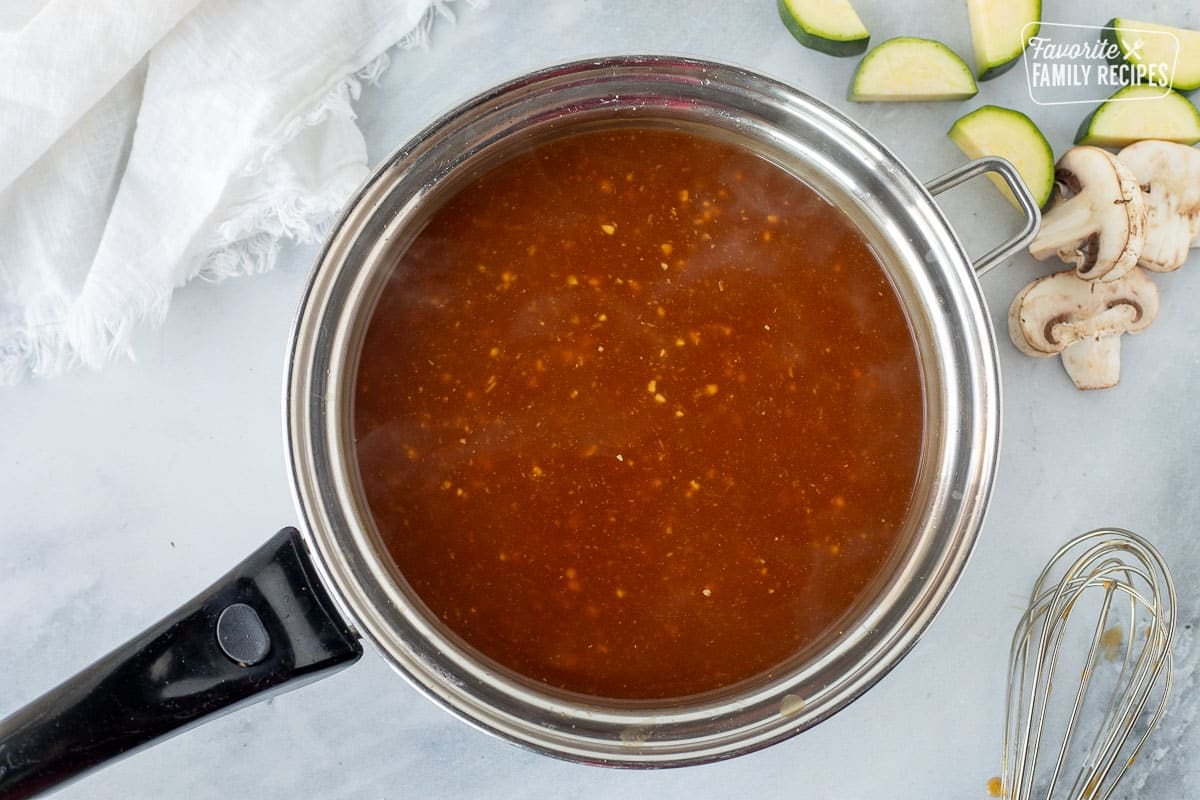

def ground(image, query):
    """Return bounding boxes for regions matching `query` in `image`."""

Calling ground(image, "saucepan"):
[0,56,1039,797]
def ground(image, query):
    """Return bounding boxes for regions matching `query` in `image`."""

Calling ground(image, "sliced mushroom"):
[1028,146,1146,282]
[1116,140,1200,272]
[1008,267,1158,390]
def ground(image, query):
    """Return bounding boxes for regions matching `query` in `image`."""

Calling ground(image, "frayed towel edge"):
[0,1,474,386]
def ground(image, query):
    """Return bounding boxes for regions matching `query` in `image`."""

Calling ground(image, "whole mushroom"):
[1028,146,1146,282]
[1116,140,1200,272]
[1008,267,1158,390]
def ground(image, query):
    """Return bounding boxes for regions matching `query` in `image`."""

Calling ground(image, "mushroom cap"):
[1117,140,1200,272]
[1008,266,1158,357]
[1028,146,1146,282]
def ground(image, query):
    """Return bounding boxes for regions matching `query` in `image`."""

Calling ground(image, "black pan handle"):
[0,528,363,799]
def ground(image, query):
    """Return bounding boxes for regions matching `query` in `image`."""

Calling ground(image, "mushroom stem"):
[1028,195,1097,259]
[1026,146,1146,281]
[1008,267,1158,391]
[1061,336,1123,390]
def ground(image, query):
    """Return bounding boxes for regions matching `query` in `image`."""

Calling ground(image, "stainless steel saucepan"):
[0,56,1039,798]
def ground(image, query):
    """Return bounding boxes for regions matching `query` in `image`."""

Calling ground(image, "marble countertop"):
[3,1,1198,797]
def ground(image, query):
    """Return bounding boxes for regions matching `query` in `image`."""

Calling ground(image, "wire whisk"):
[1003,528,1177,800]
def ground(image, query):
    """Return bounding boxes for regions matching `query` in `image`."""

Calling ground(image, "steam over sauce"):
[355,129,923,699]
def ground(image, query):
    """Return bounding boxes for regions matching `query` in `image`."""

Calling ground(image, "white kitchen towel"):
[0,0,480,385]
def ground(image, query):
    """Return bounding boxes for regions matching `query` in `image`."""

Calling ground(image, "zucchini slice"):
[948,105,1055,209]
[1075,85,1200,146]
[849,38,978,102]
[777,0,870,57]
[967,0,1041,81]
[1104,18,1200,93]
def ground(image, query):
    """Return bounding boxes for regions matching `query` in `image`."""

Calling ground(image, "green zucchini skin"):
[968,0,1041,81]
[1074,86,1200,146]
[776,0,870,58]
[1073,104,1104,146]
[948,104,1055,209]
[976,56,1021,82]
[1102,17,1200,94]
[849,37,978,102]
[1101,20,1129,73]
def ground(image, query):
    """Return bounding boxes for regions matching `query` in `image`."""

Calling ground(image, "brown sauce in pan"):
[354,128,923,699]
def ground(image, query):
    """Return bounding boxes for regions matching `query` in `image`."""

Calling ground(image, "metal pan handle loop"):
[926,156,1042,277]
